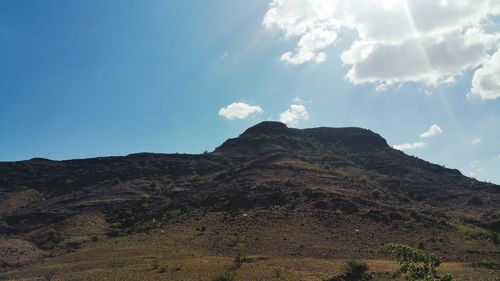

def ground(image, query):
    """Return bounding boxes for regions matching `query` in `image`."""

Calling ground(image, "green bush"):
[325,260,368,281]
[345,261,368,280]
[379,243,455,281]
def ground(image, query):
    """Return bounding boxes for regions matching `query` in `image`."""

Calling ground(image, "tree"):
[378,243,454,281]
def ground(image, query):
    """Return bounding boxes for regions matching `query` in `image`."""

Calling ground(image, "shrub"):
[233,242,247,268]
[345,261,368,281]
[473,259,500,270]
[167,208,181,218]
[157,266,167,273]
[210,270,235,281]
[325,260,368,281]
[467,195,483,206]
[43,269,56,281]
[191,172,201,182]
[273,268,283,277]
[379,243,455,281]
[151,258,159,270]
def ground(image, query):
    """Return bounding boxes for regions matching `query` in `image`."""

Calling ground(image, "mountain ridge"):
[0,122,499,279]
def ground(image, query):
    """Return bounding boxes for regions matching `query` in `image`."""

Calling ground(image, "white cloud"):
[218,102,263,120]
[468,160,483,177]
[419,124,442,138]
[263,0,500,93]
[468,49,500,100]
[471,138,482,144]
[279,104,309,125]
[280,28,337,64]
[393,123,441,150]
[393,141,426,151]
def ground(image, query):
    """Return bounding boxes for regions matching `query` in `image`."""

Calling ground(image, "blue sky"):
[1,1,499,183]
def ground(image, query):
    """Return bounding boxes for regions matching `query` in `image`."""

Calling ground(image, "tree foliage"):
[379,243,455,281]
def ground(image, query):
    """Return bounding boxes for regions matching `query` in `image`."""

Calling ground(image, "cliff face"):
[0,122,498,269]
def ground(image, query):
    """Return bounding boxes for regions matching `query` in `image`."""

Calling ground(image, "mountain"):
[1,122,499,280]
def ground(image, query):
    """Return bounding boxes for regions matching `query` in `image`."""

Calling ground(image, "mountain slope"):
[0,122,499,280]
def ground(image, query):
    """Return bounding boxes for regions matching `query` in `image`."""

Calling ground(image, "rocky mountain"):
[1,122,499,280]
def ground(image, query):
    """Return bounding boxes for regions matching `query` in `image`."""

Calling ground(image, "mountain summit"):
[216,121,389,155]
[0,122,499,279]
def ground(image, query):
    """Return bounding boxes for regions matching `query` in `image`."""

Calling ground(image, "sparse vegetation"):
[210,270,235,281]
[452,223,499,244]
[233,241,247,268]
[1,122,500,281]
[325,260,368,281]
[379,243,455,281]
[191,171,201,182]
[345,260,368,280]
[167,208,182,218]
[273,267,283,278]
[150,257,159,270]
[43,269,56,281]
[467,195,483,206]
[472,259,500,270]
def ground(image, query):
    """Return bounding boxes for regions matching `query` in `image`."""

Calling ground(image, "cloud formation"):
[468,50,500,100]
[419,124,442,138]
[218,102,263,120]
[263,0,500,96]
[471,138,482,145]
[393,141,426,151]
[468,160,483,177]
[393,123,441,151]
[279,104,309,125]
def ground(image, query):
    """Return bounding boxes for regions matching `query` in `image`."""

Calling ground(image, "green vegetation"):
[167,208,182,218]
[208,235,248,281]
[150,258,159,270]
[163,197,173,208]
[452,223,499,244]
[210,270,235,281]
[191,171,201,182]
[228,234,247,268]
[151,179,173,196]
[232,241,247,268]
[472,259,500,270]
[344,260,368,281]
[379,243,455,281]
[325,260,368,281]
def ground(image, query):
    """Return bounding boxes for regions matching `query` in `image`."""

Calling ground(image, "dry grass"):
[0,189,42,214]
[3,211,499,281]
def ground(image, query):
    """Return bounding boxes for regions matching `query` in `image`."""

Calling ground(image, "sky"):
[0,0,499,183]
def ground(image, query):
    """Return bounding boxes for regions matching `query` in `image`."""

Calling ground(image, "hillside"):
[1,121,499,280]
